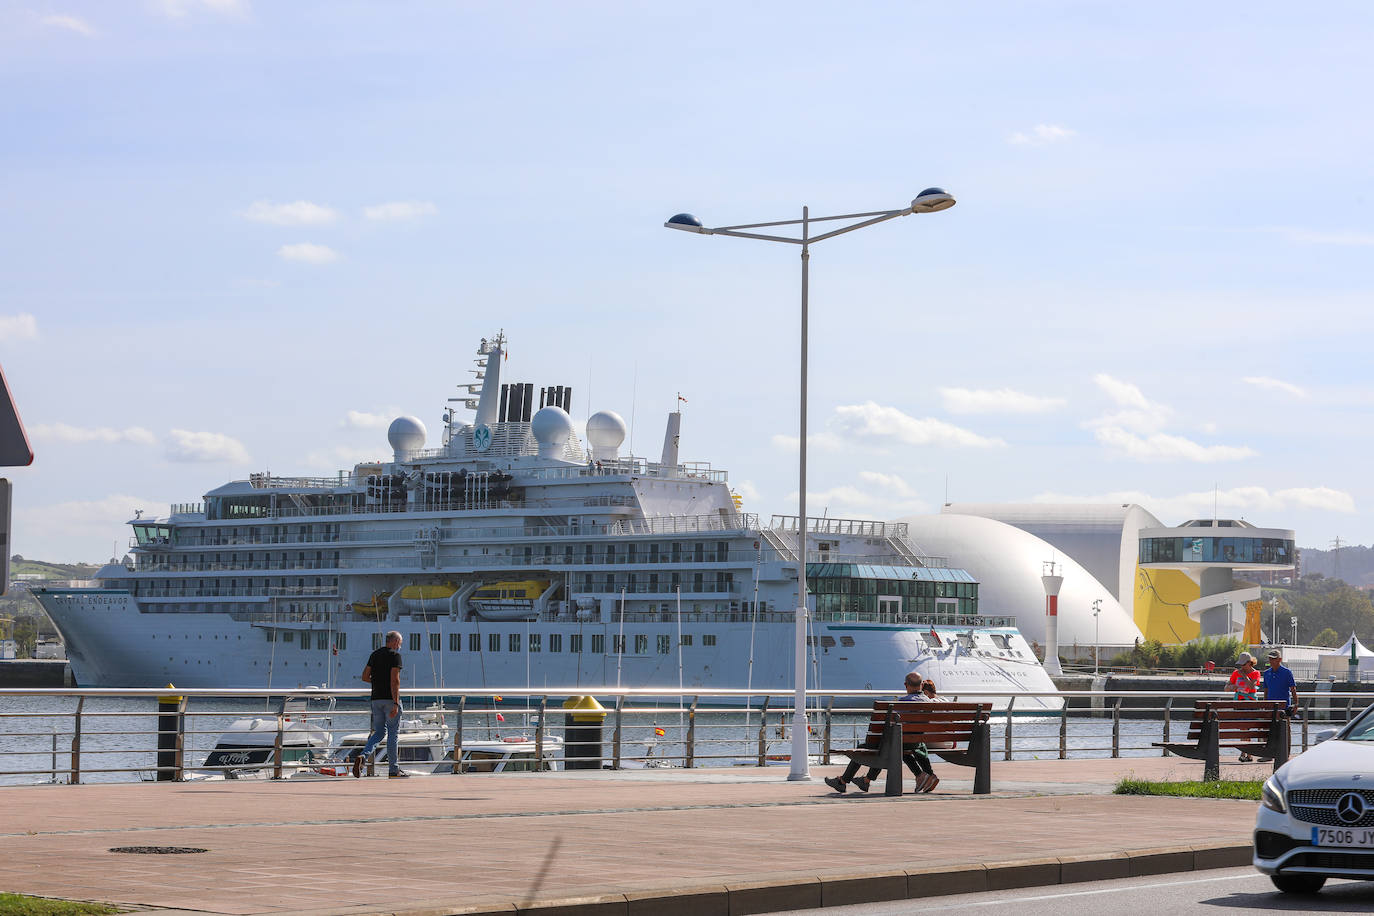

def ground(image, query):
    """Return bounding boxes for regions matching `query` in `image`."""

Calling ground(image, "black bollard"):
[562,695,606,770]
[157,684,184,781]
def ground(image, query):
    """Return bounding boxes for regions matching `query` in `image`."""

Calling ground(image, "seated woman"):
[825,672,937,794]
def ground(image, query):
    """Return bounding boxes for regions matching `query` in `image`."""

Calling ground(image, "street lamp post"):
[1271,595,1278,645]
[666,189,956,781]
[1092,599,1102,675]
[1291,616,1298,646]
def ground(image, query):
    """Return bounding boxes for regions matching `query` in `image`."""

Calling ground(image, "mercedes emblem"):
[1336,792,1367,825]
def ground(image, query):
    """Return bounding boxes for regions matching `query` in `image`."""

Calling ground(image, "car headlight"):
[1261,774,1287,814]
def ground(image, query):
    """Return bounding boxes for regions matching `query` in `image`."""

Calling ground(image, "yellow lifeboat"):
[351,592,391,619]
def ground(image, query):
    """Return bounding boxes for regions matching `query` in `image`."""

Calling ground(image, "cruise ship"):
[36,334,1058,708]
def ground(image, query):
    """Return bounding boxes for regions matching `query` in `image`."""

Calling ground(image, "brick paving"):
[0,756,1267,913]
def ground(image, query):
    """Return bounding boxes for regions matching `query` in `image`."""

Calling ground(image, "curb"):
[242,842,1253,916]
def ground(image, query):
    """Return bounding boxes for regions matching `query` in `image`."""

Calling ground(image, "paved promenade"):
[0,757,1266,915]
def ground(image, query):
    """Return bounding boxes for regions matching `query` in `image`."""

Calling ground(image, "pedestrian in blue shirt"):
[1262,648,1299,714]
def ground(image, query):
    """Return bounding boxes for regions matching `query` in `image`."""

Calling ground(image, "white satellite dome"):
[585,410,627,460]
[387,416,427,458]
[898,513,1144,647]
[531,405,574,459]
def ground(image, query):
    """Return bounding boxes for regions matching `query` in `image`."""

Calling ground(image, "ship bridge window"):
[430,633,441,651]
[702,634,717,647]
[409,633,421,651]
[549,634,562,652]
[990,634,1010,650]
[957,634,975,650]
[529,633,541,653]
[839,636,855,647]
[821,636,836,648]
[469,632,480,652]
[489,633,501,652]
[449,633,461,652]
[508,633,521,652]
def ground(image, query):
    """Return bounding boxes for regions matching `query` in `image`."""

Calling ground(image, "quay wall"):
[0,660,73,687]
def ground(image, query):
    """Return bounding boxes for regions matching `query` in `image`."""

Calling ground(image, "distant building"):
[923,504,1297,644]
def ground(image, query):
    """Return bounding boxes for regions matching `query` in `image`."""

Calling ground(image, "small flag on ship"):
[654,727,666,737]
[496,713,505,722]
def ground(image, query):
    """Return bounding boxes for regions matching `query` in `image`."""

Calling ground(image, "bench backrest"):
[859,700,991,749]
[1184,700,1287,742]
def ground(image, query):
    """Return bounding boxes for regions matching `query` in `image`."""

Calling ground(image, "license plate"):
[1312,826,1374,847]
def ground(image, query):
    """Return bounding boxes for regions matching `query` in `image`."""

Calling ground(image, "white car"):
[1254,702,1374,894]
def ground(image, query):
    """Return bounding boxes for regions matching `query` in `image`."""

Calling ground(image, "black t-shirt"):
[365,647,402,701]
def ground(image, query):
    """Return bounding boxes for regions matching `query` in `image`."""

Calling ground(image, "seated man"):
[826,671,937,794]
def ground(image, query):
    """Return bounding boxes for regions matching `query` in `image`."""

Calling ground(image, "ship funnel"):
[660,410,681,469]
[473,339,503,427]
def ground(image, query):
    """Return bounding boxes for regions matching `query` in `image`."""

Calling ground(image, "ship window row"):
[129,578,338,598]
[362,630,719,654]
[575,572,737,594]
[156,523,344,548]
[810,577,975,599]
[263,631,347,650]
[1138,536,1294,565]
[813,594,978,617]
[136,551,341,573]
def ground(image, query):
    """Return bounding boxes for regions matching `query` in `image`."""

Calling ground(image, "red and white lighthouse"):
[1041,561,1064,676]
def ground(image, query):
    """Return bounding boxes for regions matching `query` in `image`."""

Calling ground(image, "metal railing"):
[0,687,1367,786]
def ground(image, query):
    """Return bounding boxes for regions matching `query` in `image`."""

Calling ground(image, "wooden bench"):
[1152,699,1289,780]
[830,701,993,796]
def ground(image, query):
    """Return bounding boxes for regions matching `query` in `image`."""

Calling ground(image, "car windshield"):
[1343,709,1374,741]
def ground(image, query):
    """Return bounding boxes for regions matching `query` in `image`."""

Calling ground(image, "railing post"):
[1301,697,1310,752]
[1162,697,1172,757]
[175,696,188,781]
[822,696,833,766]
[1111,697,1122,758]
[1058,700,1068,760]
[454,697,466,774]
[1004,697,1015,761]
[69,697,84,785]
[686,697,697,768]
[272,699,285,780]
[611,695,624,770]
[757,696,770,767]
[534,696,547,769]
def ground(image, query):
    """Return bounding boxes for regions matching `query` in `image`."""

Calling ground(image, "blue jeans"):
[361,699,400,773]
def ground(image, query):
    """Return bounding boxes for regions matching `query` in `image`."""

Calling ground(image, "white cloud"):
[1032,485,1355,522]
[1093,373,1152,411]
[166,429,250,463]
[278,243,340,264]
[40,14,95,35]
[1093,426,1256,463]
[243,200,337,226]
[1243,376,1306,398]
[343,410,393,429]
[1009,124,1076,146]
[363,201,438,221]
[1085,374,1253,462]
[785,471,930,518]
[31,423,156,446]
[939,387,1065,415]
[155,0,249,18]
[830,402,1006,449]
[0,314,38,341]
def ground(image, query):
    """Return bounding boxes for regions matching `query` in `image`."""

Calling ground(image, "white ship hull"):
[35,589,1059,711]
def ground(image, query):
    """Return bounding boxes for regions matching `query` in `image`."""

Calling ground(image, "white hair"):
[385,630,402,643]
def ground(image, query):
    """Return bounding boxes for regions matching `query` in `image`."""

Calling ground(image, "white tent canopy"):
[1317,634,1374,679]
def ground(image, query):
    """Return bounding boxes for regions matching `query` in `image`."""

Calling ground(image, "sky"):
[3,1,1373,563]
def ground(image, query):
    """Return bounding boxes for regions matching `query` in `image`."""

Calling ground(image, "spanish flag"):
[654,727,666,737]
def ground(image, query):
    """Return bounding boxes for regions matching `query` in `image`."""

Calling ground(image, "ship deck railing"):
[0,686,1367,785]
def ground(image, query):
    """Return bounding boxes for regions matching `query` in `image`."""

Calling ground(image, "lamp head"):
[911,187,956,213]
[665,213,712,234]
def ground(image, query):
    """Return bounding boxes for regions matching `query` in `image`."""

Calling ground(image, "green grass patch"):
[0,895,119,916]
[1113,778,1264,800]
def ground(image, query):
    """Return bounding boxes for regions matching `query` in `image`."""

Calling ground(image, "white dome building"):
[900,513,1144,648]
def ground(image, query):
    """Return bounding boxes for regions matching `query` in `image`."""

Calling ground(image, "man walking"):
[354,630,407,778]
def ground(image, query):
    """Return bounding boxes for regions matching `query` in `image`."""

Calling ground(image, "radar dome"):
[586,410,627,460]
[531,405,574,459]
[388,416,428,459]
